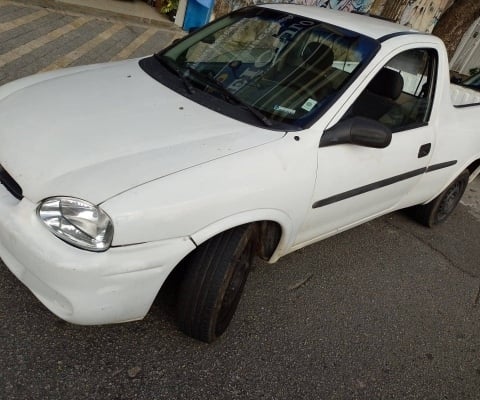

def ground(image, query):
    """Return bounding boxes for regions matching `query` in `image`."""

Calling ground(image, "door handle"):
[418,143,431,158]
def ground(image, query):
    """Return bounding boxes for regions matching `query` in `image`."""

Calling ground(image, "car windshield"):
[150,7,379,130]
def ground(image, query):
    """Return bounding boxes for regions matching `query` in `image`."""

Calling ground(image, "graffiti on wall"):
[273,0,375,12]
[398,0,453,33]
[213,0,453,34]
[213,0,375,20]
[320,0,375,13]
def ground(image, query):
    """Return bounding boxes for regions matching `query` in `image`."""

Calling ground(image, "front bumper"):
[0,186,195,324]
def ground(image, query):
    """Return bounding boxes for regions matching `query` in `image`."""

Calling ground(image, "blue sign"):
[183,0,215,31]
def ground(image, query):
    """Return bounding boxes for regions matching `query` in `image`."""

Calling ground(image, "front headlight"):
[37,197,114,252]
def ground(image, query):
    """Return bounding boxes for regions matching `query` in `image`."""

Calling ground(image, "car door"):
[295,47,438,247]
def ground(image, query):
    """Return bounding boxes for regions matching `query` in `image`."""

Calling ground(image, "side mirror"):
[320,117,392,149]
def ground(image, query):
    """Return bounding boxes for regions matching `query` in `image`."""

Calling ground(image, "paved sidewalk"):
[0,0,184,85]
[11,0,172,27]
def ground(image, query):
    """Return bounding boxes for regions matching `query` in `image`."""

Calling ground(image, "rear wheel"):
[176,224,255,342]
[414,169,469,227]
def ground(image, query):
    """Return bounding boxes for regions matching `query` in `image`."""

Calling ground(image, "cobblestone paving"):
[0,0,183,85]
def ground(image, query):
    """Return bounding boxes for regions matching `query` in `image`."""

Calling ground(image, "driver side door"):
[295,47,438,247]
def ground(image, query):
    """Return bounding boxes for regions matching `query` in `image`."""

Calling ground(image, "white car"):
[1,4,479,342]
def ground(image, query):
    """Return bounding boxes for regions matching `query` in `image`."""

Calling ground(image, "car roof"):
[260,4,418,40]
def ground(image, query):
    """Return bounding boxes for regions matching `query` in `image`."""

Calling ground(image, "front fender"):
[190,208,294,263]
[101,132,319,255]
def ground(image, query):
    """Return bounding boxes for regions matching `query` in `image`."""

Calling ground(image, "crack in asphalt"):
[385,218,480,306]
[384,218,478,279]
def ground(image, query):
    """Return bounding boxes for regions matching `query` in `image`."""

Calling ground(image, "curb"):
[9,0,182,30]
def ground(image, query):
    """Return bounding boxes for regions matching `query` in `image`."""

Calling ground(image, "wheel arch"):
[189,209,294,263]
[422,158,478,205]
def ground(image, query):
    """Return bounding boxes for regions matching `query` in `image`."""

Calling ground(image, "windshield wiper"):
[154,55,272,127]
[185,66,273,127]
[155,53,195,94]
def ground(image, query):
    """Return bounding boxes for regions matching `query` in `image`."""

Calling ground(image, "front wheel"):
[176,224,256,342]
[414,169,469,227]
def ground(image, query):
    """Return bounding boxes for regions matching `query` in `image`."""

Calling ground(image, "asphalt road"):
[1,2,480,399]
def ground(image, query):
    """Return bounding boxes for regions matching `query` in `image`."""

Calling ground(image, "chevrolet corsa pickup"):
[0,5,479,342]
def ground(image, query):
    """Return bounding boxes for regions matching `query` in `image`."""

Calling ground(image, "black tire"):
[414,169,469,227]
[176,224,255,343]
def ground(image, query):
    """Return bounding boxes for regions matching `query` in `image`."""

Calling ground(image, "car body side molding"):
[312,161,457,208]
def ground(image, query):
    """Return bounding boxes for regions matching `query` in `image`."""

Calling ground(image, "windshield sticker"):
[274,105,296,115]
[301,98,318,112]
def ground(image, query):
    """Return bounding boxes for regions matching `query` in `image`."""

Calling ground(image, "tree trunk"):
[369,0,388,16]
[433,0,480,58]
[372,0,409,21]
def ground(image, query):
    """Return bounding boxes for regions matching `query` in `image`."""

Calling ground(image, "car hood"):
[0,59,284,204]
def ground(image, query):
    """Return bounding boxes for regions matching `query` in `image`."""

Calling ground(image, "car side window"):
[348,48,437,132]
